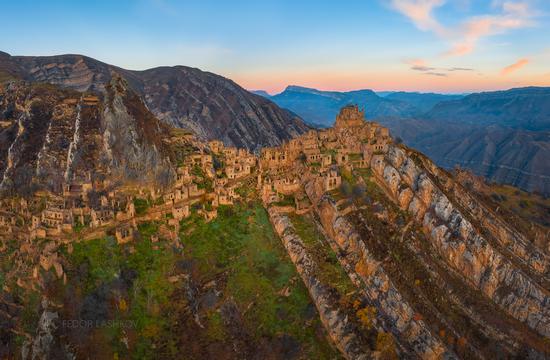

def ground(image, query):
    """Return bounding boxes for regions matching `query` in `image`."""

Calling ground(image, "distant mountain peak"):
[283,85,320,93]
[251,90,272,98]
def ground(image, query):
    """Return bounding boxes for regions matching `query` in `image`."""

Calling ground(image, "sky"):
[1,0,549,94]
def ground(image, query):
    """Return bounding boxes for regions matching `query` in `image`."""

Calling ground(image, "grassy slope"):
[484,184,550,228]
[180,203,341,359]
[54,202,340,359]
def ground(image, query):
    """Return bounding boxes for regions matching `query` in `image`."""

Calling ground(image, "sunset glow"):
[1,0,549,94]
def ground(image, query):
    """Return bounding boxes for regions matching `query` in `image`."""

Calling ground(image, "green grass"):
[67,222,178,359]
[133,198,150,216]
[44,202,341,358]
[180,202,341,358]
[288,213,356,296]
[0,238,18,290]
[486,184,550,228]
[73,220,85,233]
[272,194,295,207]
[205,311,226,341]
[191,164,213,191]
[321,148,337,157]
[20,291,41,333]
[70,237,123,293]
[235,182,256,198]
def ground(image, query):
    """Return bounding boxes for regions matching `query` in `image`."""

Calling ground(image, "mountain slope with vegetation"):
[1,58,549,359]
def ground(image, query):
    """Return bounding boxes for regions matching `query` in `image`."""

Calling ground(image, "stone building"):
[334,105,365,129]
[324,169,342,191]
[208,140,224,154]
[172,204,190,220]
[90,208,114,227]
[115,225,136,244]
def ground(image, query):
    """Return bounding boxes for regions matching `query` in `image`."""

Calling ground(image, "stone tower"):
[334,105,365,129]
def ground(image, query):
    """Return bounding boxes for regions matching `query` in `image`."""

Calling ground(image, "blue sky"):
[1,0,549,93]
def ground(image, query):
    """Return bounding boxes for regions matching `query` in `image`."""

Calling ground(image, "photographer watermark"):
[62,319,137,329]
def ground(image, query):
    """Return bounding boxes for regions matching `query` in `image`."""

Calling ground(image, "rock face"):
[137,67,307,151]
[384,117,550,195]
[0,52,309,151]
[372,145,550,337]
[305,182,454,359]
[22,300,59,360]
[268,208,371,360]
[0,77,173,194]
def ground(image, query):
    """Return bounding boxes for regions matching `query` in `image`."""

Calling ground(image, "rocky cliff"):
[0,77,174,194]
[269,208,372,359]
[369,145,550,338]
[0,52,309,151]
[384,118,550,195]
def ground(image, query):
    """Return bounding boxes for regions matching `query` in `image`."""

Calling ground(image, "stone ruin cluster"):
[258,105,391,209]
[0,104,392,244]
[0,105,392,288]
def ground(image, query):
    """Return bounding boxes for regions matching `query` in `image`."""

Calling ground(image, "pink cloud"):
[404,58,474,74]
[389,0,447,35]
[501,58,529,75]
[446,3,534,56]
[407,58,436,71]
[390,0,535,57]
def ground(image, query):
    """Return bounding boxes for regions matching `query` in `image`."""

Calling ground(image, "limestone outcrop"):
[372,145,550,337]
[269,208,371,360]
[306,185,454,359]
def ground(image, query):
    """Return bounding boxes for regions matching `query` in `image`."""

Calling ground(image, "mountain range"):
[264,86,419,127]
[0,51,308,152]
[257,86,550,195]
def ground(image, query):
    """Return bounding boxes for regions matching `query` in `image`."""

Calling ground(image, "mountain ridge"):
[0,51,310,151]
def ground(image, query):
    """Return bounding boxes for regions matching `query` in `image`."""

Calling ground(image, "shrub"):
[376,332,398,359]
[356,306,376,330]
[134,198,150,215]
[340,181,352,197]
